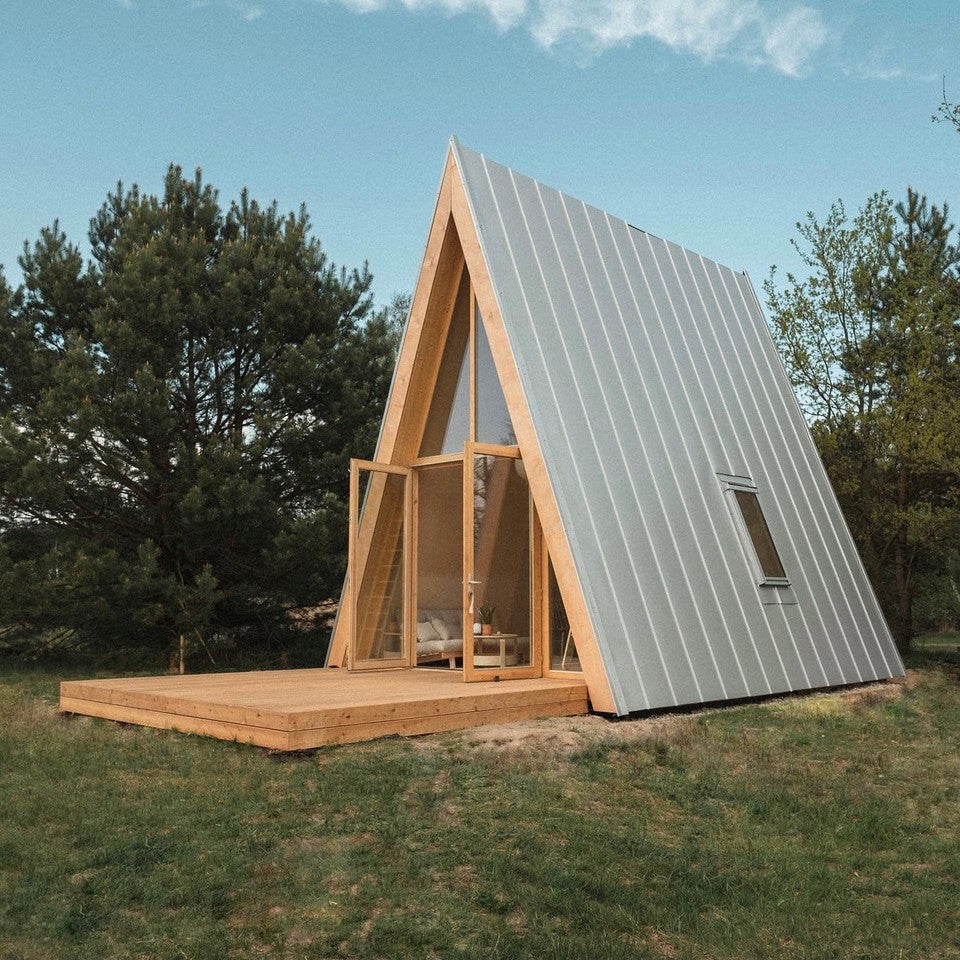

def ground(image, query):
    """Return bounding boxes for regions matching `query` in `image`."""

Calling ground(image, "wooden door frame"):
[409,454,462,672]
[348,458,414,671]
[538,530,586,680]
[462,441,542,682]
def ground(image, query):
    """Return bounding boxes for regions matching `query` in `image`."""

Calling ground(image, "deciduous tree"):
[766,189,960,653]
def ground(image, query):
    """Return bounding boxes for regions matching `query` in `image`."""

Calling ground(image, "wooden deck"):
[59,668,589,750]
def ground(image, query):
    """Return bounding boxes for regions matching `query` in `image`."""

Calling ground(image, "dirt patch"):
[773,680,902,717]
[427,710,697,759]
[903,668,928,689]
[838,681,904,706]
[647,930,679,957]
[416,681,902,759]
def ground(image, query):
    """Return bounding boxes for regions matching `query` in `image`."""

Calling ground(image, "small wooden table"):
[472,633,520,668]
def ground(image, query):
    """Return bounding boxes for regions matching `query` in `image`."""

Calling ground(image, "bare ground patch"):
[415,680,903,758]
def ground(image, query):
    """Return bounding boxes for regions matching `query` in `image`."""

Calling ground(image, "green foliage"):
[912,549,960,632]
[933,83,960,133]
[2,660,959,959]
[0,167,403,661]
[766,189,960,651]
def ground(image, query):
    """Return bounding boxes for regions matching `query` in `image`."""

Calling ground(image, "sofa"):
[416,608,464,667]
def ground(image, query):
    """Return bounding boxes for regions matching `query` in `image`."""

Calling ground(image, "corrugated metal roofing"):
[451,139,903,715]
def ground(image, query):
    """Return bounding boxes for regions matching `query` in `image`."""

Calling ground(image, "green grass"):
[913,629,960,659]
[1,651,959,960]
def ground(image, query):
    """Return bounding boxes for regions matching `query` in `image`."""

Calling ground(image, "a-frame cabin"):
[61,142,903,749]
[325,141,617,708]
[327,139,903,715]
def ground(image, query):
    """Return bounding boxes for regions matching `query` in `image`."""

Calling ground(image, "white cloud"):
[117,0,265,19]
[846,46,940,85]
[758,5,827,76]
[230,0,264,19]
[340,0,525,30]
[530,0,830,75]
[856,64,903,81]
[850,64,940,84]
[532,0,758,60]
[329,0,830,75]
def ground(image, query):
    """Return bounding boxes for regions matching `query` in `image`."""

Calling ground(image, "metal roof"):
[452,139,903,714]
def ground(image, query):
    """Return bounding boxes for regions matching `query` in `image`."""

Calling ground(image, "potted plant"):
[478,602,496,636]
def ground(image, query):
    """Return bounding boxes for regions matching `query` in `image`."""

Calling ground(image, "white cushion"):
[416,620,439,643]
[431,617,451,641]
[420,608,461,629]
[417,638,464,656]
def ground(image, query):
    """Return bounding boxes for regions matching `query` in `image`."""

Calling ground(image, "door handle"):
[467,579,481,616]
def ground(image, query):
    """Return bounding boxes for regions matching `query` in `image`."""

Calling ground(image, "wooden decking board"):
[297,685,586,729]
[310,687,589,733]
[60,668,589,750]
[59,682,296,731]
[61,690,587,751]
[59,696,291,750]
[61,671,587,731]
[285,698,588,750]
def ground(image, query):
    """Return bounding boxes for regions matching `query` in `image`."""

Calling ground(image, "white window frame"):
[718,474,790,588]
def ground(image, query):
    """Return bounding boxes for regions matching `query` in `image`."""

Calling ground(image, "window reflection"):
[475,303,516,446]
[419,269,471,457]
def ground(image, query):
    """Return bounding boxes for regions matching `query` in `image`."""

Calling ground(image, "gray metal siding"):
[452,140,902,714]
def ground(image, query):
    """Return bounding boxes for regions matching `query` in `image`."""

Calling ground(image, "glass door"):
[414,459,464,669]
[349,459,412,670]
[463,442,540,681]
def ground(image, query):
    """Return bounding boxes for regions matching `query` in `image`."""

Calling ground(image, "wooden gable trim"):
[448,161,617,713]
[330,149,617,714]
[328,153,463,667]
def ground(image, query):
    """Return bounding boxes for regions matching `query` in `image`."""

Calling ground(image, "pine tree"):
[766,189,960,653]
[0,166,401,662]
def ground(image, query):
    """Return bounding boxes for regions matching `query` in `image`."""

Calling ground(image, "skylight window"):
[719,476,789,586]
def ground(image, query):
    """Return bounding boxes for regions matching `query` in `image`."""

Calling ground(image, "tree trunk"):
[893,466,913,655]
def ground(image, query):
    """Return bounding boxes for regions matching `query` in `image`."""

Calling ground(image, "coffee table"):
[472,633,520,668]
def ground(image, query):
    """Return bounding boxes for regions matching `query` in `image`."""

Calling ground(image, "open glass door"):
[463,442,540,681]
[349,459,413,670]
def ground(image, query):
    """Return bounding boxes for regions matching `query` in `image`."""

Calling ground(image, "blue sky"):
[2,0,957,308]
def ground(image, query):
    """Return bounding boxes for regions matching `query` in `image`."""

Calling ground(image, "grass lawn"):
[1,644,959,960]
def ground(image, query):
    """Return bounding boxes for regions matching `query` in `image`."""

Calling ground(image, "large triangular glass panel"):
[419,268,471,457]
[475,301,515,446]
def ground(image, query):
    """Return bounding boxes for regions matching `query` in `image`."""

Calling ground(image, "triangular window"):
[475,301,515,446]
[419,269,471,457]
[418,265,517,456]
